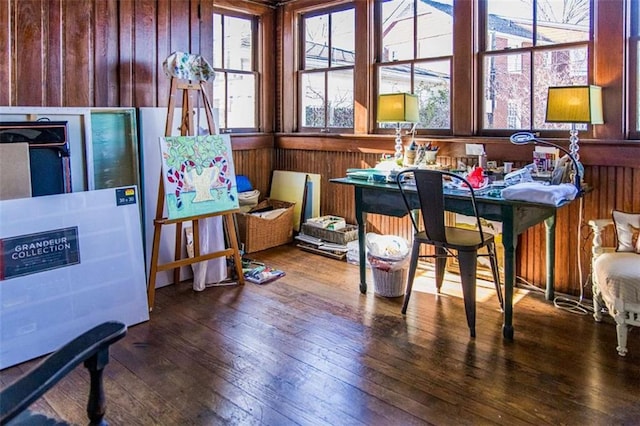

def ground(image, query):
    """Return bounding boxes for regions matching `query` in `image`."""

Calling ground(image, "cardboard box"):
[236,199,294,253]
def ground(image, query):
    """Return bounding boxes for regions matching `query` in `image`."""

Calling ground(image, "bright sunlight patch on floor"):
[410,261,529,305]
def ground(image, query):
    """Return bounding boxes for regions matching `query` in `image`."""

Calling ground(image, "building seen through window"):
[481,0,591,132]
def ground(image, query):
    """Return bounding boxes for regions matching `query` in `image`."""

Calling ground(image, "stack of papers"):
[305,215,346,230]
[295,234,348,252]
[295,234,348,259]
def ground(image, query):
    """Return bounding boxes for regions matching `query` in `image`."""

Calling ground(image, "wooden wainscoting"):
[273,144,640,298]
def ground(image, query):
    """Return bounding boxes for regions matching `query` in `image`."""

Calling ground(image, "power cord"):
[552,195,593,315]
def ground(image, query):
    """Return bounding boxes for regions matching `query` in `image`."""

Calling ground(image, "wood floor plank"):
[2,244,639,425]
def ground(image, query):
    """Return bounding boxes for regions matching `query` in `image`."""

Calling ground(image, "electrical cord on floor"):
[512,196,594,315]
[552,196,593,315]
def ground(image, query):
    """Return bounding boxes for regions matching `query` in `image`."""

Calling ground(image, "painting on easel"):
[159,134,238,219]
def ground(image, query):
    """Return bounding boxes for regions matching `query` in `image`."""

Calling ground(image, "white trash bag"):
[366,233,410,262]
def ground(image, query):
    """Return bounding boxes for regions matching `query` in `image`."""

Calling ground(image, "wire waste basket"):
[366,233,410,297]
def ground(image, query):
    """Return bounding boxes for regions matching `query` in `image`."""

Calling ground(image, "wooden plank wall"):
[1,0,638,297]
[0,0,275,197]
[273,143,640,297]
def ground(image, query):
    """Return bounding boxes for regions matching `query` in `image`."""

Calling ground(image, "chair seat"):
[415,227,494,251]
[594,252,640,305]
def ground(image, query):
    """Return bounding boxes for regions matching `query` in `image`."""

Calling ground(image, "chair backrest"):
[396,169,486,244]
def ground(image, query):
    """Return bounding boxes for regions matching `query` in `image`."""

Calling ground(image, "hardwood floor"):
[2,244,640,425]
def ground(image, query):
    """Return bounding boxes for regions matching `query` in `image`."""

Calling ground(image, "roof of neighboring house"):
[304,42,355,65]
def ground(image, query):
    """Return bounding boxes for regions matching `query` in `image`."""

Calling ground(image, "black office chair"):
[396,169,503,337]
[0,321,127,426]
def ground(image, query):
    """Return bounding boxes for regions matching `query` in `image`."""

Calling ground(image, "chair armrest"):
[588,218,614,257]
[0,321,127,425]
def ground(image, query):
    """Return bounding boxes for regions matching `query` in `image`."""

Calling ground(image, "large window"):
[376,0,453,131]
[212,11,258,132]
[299,7,355,131]
[480,0,592,133]
[631,0,640,137]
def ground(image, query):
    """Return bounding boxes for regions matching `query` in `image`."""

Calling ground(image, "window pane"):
[416,0,452,57]
[415,61,450,129]
[225,16,253,70]
[536,0,590,46]
[381,0,414,62]
[483,54,531,129]
[213,14,222,68]
[212,72,226,129]
[379,65,411,94]
[327,69,353,127]
[212,12,257,132]
[331,9,355,67]
[486,0,532,50]
[227,73,255,128]
[534,47,588,129]
[482,1,592,133]
[305,14,329,69]
[301,72,325,127]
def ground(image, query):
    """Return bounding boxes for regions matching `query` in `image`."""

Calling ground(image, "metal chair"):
[0,321,127,426]
[396,169,503,337]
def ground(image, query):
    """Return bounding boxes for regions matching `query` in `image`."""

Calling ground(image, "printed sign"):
[116,187,137,206]
[1,227,80,280]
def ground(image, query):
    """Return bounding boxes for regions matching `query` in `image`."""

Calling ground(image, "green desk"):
[331,177,565,340]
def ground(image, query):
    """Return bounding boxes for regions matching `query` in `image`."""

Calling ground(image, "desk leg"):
[544,214,556,301]
[355,187,367,294]
[502,218,517,340]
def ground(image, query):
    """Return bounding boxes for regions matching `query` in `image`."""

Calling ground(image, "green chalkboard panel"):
[90,110,140,191]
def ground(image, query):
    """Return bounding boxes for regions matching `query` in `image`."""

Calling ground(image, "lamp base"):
[393,125,403,162]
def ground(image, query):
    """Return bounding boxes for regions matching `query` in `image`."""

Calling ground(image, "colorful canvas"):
[160,134,238,219]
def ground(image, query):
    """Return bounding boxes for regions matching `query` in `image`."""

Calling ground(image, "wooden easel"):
[146,77,244,310]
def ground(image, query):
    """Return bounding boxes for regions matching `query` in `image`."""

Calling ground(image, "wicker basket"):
[235,199,294,253]
[371,268,407,297]
[300,223,358,245]
[367,253,408,297]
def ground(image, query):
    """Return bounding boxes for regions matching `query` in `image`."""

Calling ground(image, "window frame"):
[297,4,356,133]
[212,8,260,134]
[478,0,596,138]
[374,0,453,136]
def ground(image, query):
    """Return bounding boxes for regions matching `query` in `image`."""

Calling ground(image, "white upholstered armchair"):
[589,211,640,356]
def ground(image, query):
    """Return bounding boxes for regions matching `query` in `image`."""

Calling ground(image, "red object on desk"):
[467,167,485,189]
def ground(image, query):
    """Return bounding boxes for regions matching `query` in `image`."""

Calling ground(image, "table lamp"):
[377,93,419,161]
[545,85,603,162]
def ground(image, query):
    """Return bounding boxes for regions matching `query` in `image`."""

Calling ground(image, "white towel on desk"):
[501,182,578,206]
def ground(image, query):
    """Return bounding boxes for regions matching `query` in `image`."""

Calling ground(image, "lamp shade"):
[377,93,419,123]
[545,85,604,124]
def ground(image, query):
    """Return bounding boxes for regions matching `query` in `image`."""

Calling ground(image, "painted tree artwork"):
[159,134,238,219]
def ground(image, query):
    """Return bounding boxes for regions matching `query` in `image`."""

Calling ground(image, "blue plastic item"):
[236,175,253,193]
